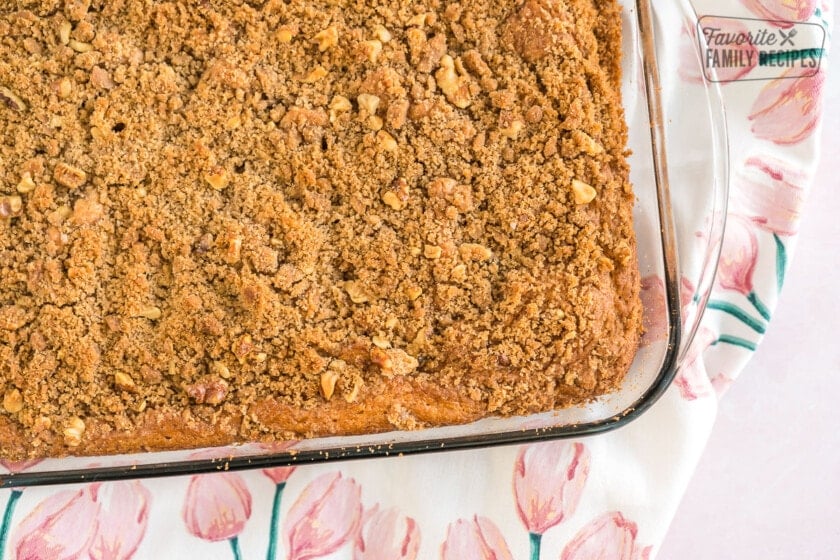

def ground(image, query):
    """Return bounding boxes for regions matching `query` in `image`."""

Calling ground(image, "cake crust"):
[0,0,641,459]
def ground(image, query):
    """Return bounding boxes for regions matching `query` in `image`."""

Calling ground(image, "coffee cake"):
[0,0,641,459]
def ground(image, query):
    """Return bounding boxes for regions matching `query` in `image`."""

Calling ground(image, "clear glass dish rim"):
[0,0,729,488]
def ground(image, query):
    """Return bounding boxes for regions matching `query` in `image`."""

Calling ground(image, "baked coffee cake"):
[0,0,641,459]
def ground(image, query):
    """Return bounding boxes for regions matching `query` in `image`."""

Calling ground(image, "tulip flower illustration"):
[440,516,513,560]
[749,68,825,145]
[674,327,718,401]
[12,486,100,560]
[560,511,652,560]
[0,460,44,559]
[709,214,772,329]
[355,506,420,560]
[182,472,253,560]
[740,0,817,25]
[284,472,362,560]
[263,465,297,560]
[88,481,151,560]
[733,156,807,237]
[513,441,590,559]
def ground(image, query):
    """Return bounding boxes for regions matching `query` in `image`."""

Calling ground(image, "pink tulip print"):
[717,215,759,297]
[740,0,817,25]
[440,516,513,560]
[12,486,100,560]
[514,441,590,558]
[182,472,252,559]
[355,506,420,560]
[87,481,151,560]
[733,156,807,237]
[749,67,825,144]
[674,327,718,401]
[284,472,362,560]
[263,465,297,560]
[560,511,652,560]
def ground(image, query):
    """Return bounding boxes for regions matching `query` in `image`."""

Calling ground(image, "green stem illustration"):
[707,300,767,334]
[266,483,286,560]
[774,234,787,292]
[714,334,758,352]
[747,291,771,322]
[529,532,542,560]
[229,536,243,560]
[0,490,23,560]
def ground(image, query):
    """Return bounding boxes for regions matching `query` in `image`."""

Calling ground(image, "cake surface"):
[0,0,641,459]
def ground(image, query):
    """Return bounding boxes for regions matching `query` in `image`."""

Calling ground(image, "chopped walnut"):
[357,93,380,115]
[63,417,86,447]
[406,285,423,300]
[56,77,73,99]
[114,371,136,390]
[3,389,23,414]
[313,26,339,52]
[435,55,473,108]
[386,99,409,129]
[136,306,162,320]
[571,179,597,204]
[0,87,26,112]
[185,378,229,405]
[54,162,87,189]
[231,334,254,362]
[373,25,392,43]
[424,244,442,259]
[345,281,371,304]
[204,166,229,190]
[358,40,383,63]
[302,66,328,83]
[375,130,397,152]
[58,20,72,45]
[68,39,93,53]
[320,369,339,400]
[369,346,393,371]
[276,25,297,43]
[0,196,23,219]
[90,66,115,90]
[459,243,493,262]
[329,95,352,123]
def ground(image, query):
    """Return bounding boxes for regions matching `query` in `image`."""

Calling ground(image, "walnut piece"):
[357,93,380,115]
[204,166,229,190]
[63,417,86,447]
[0,196,23,219]
[0,86,26,111]
[435,55,473,108]
[571,179,597,204]
[3,389,23,413]
[54,162,87,189]
[320,369,339,400]
[313,26,339,51]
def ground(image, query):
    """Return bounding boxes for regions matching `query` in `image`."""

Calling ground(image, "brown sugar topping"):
[0,0,640,459]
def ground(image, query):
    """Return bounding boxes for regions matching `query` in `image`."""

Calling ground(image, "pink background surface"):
[660,17,840,559]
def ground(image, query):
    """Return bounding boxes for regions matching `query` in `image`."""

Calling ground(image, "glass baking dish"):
[0,0,728,487]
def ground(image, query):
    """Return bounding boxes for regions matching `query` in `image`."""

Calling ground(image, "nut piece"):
[114,371,136,390]
[357,93,380,115]
[407,13,427,27]
[58,20,72,45]
[435,55,473,109]
[424,244,442,259]
[571,179,597,205]
[210,361,231,379]
[373,25,392,43]
[499,118,524,140]
[68,39,93,53]
[359,39,383,63]
[0,196,23,219]
[63,416,86,447]
[459,243,493,262]
[406,286,423,300]
[3,389,24,413]
[0,87,26,111]
[381,191,403,210]
[55,77,73,99]
[345,281,371,304]
[369,346,393,371]
[320,369,339,400]
[231,334,254,362]
[313,26,339,51]
[137,306,162,320]
[375,130,397,152]
[54,162,87,189]
[204,166,229,190]
[372,335,391,349]
[329,95,352,123]
[344,374,363,403]
[276,25,297,43]
[302,65,328,83]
